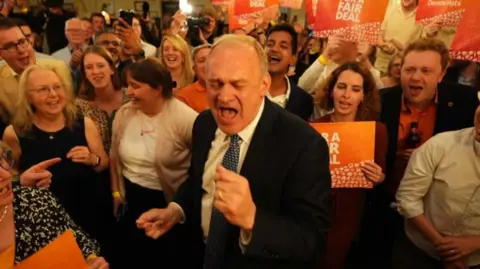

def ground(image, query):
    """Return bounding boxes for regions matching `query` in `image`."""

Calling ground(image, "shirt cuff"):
[238,229,252,254]
[169,202,186,224]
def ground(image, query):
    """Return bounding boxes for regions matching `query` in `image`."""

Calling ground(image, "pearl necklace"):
[0,205,8,224]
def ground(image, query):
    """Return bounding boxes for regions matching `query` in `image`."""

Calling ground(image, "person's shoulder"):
[38,58,69,70]
[168,98,199,119]
[175,83,197,98]
[291,83,313,101]
[50,47,67,57]
[379,85,402,97]
[272,103,321,141]
[14,185,59,211]
[439,81,476,96]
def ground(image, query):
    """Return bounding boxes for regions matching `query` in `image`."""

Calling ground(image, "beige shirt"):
[201,100,265,238]
[110,98,198,202]
[375,4,424,73]
[396,128,480,266]
[266,76,291,109]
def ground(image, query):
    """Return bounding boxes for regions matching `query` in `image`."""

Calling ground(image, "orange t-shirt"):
[0,244,15,269]
[175,81,209,113]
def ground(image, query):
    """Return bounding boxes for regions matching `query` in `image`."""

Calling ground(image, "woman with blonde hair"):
[381,52,402,89]
[159,34,194,91]
[2,64,112,259]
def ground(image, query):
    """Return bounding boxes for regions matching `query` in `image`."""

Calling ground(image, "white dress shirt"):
[142,40,158,58]
[51,46,72,65]
[396,127,480,266]
[201,100,265,238]
[266,76,291,109]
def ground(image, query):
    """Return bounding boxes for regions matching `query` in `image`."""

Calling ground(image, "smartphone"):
[119,9,135,26]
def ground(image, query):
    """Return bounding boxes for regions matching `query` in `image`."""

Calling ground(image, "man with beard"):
[0,17,70,134]
[264,24,313,121]
[95,29,121,66]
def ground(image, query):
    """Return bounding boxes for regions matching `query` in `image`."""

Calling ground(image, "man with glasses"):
[52,18,87,69]
[95,29,121,66]
[0,17,70,134]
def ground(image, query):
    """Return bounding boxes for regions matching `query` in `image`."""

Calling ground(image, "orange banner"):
[279,0,303,9]
[416,0,474,27]
[304,0,318,28]
[212,0,231,6]
[450,4,480,62]
[228,2,279,32]
[14,230,88,269]
[313,0,389,44]
[310,122,375,189]
[234,0,279,16]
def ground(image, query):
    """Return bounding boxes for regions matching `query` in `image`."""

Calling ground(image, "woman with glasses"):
[0,142,109,269]
[2,64,111,258]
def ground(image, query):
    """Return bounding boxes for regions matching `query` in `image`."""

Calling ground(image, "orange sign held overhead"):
[279,0,303,9]
[313,0,389,44]
[234,0,279,16]
[416,0,474,27]
[228,1,279,32]
[310,122,376,189]
[450,4,480,62]
[14,230,88,269]
[304,0,318,28]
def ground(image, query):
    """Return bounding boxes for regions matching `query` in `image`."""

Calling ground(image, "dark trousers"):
[392,231,443,269]
[118,179,189,268]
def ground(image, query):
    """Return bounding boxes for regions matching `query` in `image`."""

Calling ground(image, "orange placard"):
[416,0,474,27]
[212,0,231,6]
[450,4,480,62]
[228,2,279,32]
[313,0,389,44]
[310,122,375,189]
[304,0,318,28]
[234,0,279,16]
[279,0,303,9]
[14,230,88,269]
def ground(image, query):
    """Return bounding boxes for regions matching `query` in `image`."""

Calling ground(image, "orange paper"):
[14,230,88,269]
[228,2,279,32]
[279,0,303,9]
[234,0,279,16]
[450,4,480,62]
[211,0,231,6]
[310,122,375,189]
[416,0,474,27]
[304,0,318,28]
[313,0,389,44]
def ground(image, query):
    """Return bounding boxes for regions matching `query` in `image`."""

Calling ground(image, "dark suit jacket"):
[175,99,332,269]
[380,81,479,200]
[285,83,314,121]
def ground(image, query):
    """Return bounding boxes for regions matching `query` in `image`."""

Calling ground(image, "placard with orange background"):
[310,122,376,189]
[279,0,303,10]
[313,0,389,44]
[14,230,88,269]
[416,0,475,27]
[233,0,279,16]
[450,4,480,62]
[228,1,280,32]
[304,0,318,28]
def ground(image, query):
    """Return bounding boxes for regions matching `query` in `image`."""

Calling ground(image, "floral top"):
[74,94,130,152]
[12,184,100,264]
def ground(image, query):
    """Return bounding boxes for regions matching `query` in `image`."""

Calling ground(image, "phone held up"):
[118,9,135,27]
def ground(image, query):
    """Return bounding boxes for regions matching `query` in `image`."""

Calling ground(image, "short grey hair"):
[192,44,212,61]
[94,28,117,41]
[65,18,84,31]
[210,34,268,76]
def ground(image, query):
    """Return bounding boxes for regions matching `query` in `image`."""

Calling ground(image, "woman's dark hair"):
[321,62,380,121]
[127,58,174,99]
[79,45,122,100]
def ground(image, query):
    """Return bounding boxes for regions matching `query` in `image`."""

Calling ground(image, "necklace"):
[0,205,8,224]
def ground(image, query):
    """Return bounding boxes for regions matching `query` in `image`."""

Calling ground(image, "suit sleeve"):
[244,135,332,262]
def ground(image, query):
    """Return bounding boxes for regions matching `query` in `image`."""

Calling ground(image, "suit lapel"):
[196,112,218,181]
[434,83,454,134]
[240,99,277,197]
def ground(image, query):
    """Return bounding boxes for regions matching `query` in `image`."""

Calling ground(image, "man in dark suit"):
[265,23,313,121]
[136,35,332,269]
[357,38,479,269]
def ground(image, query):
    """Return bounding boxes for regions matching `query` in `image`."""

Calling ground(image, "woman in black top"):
[3,65,112,259]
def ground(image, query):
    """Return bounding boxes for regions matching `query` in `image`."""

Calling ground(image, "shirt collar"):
[217,99,265,146]
[266,76,291,100]
[401,88,439,113]
[10,60,39,77]
[195,81,206,92]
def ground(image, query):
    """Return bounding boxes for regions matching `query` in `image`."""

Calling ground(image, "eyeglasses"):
[30,84,64,96]
[98,40,120,47]
[0,38,30,53]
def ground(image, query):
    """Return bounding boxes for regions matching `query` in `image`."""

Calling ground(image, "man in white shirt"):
[132,16,157,58]
[136,34,332,269]
[264,23,313,121]
[395,103,480,269]
[51,18,87,69]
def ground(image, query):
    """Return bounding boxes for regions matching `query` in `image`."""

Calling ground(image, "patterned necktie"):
[204,134,240,269]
